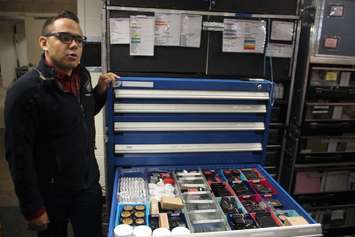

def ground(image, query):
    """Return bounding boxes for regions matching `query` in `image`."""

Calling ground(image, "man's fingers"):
[109,72,119,78]
[103,72,118,79]
[103,74,118,83]
[109,73,119,80]
[101,73,119,83]
[104,77,114,84]
[27,211,50,232]
[98,72,120,91]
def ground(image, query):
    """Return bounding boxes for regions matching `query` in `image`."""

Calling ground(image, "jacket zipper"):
[78,80,91,189]
[62,81,90,188]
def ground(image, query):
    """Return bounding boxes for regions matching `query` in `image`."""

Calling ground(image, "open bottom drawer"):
[108,164,322,237]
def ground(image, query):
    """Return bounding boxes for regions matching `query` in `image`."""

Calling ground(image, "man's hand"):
[97,72,119,94]
[27,211,49,232]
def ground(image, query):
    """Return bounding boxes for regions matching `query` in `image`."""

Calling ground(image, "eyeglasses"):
[44,32,87,46]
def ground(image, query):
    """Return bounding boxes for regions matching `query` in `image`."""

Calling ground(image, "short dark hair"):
[41,10,79,35]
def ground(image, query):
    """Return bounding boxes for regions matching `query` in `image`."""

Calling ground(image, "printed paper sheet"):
[130,15,155,56]
[223,19,266,53]
[155,13,181,46]
[271,20,294,41]
[180,14,202,48]
[110,18,130,44]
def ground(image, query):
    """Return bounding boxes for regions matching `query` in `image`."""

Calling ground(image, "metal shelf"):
[294,190,355,201]
[304,119,355,123]
[305,102,355,106]
[310,56,355,66]
[295,162,355,169]
[299,151,355,156]
[299,156,355,162]
[107,5,299,20]
[267,145,281,149]
[312,66,355,72]
[307,204,355,211]
[270,123,284,127]
[323,226,355,237]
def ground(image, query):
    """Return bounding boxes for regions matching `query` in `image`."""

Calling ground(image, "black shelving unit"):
[295,191,355,237]
[281,0,355,235]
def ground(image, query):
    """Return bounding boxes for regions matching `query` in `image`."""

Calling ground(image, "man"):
[4,10,117,237]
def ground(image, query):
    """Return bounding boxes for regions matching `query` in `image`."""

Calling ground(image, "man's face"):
[40,18,84,70]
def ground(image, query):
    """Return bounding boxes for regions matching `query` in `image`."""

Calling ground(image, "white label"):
[202,21,224,31]
[327,141,337,152]
[312,110,329,114]
[340,72,351,86]
[332,106,343,119]
[314,105,330,109]
[182,184,206,188]
[121,81,154,88]
[179,177,204,181]
[331,210,345,220]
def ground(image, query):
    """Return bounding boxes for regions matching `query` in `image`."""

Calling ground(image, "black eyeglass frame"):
[43,32,87,46]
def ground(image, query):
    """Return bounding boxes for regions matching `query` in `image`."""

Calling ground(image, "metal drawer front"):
[114,104,267,113]
[115,143,262,154]
[115,89,269,100]
[114,122,265,132]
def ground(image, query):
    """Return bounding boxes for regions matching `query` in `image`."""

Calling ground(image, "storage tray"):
[109,164,322,237]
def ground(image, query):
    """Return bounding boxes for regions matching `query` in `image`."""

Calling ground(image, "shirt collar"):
[43,55,80,81]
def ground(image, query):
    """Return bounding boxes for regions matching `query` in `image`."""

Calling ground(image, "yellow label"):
[325,71,338,81]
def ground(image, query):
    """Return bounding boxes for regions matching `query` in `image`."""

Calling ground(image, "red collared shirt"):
[45,58,80,96]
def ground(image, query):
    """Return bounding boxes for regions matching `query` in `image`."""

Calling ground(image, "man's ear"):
[39,36,49,51]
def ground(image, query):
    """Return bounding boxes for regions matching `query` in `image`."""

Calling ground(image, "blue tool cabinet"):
[106,77,322,237]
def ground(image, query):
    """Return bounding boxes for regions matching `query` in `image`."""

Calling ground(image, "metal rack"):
[281,0,355,235]
[102,1,321,236]
[102,0,304,182]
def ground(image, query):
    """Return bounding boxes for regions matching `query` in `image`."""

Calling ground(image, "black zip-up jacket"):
[4,56,106,219]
